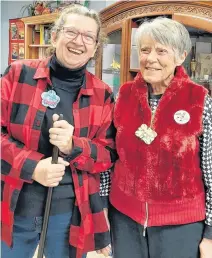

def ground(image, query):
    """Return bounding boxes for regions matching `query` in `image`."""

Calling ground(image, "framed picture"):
[9,19,25,64]
[11,43,18,60]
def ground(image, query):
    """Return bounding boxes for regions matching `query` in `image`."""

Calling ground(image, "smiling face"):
[139,36,186,87]
[52,14,98,69]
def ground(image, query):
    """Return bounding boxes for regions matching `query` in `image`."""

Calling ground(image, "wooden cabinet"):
[98,1,212,96]
[22,13,59,59]
[22,1,212,95]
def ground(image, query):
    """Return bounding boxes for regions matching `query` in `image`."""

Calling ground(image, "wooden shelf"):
[29,44,51,48]
[129,69,139,73]
[22,13,59,25]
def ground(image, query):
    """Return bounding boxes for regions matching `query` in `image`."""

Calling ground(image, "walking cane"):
[37,114,64,258]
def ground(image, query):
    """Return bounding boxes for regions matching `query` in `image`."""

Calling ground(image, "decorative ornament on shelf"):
[34,2,45,15]
[110,58,120,70]
[20,1,54,17]
[20,0,90,17]
[190,59,197,80]
[190,45,197,79]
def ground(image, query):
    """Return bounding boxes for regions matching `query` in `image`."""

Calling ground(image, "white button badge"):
[174,110,190,124]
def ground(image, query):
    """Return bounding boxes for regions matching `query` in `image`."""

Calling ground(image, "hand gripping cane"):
[37,114,64,258]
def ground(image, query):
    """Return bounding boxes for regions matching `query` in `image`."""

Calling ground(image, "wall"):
[89,0,106,11]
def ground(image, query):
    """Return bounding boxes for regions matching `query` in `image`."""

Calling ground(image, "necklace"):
[135,109,157,145]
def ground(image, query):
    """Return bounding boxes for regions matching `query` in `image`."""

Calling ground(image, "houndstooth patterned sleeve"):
[99,169,111,196]
[199,95,212,227]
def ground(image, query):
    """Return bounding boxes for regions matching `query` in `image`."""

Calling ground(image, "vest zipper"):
[150,109,156,128]
[143,202,148,237]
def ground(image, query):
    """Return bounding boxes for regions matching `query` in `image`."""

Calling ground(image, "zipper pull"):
[143,202,148,237]
[150,109,156,128]
[143,222,147,237]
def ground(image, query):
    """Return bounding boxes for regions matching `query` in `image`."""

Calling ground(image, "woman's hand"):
[199,238,212,258]
[32,157,69,187]
[96,208,112,257]
[103,208,110,230]
[49,114,74,155]
[96,244,112,257]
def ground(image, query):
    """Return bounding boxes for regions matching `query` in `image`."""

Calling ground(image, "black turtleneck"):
[50,54,86,89]
[15,55,86,216]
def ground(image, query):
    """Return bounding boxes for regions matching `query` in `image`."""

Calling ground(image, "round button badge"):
[174,110,190,124]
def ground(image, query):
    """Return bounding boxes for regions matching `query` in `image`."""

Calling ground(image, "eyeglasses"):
[61,27,97,45]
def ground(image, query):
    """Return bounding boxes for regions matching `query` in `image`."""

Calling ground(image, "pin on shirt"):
[174,110,190,124]
[41,90,60,109]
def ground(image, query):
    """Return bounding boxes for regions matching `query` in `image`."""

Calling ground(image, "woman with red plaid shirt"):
[1,4,116,258]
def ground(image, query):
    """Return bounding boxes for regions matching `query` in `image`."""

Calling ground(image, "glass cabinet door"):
[102,30,122,98]
[86,59,95,75]
[183,26,212,95]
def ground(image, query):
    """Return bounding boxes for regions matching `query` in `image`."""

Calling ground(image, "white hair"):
[135,17,192,58]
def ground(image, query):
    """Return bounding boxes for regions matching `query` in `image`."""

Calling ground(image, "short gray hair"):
[135,17,192,58]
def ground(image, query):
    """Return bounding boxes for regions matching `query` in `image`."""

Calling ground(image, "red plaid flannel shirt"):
[1,58,116,256]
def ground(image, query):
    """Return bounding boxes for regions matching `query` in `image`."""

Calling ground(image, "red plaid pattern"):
[1,58,116,256]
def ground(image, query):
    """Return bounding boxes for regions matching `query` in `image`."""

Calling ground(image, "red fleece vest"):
[110,66,208,226]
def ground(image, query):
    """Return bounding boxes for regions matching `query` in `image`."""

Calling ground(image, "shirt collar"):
[33,56,94,96]
[33,57,51,83]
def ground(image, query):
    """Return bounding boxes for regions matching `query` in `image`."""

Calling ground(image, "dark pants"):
[109,205,204,258]
[1,212,87,258]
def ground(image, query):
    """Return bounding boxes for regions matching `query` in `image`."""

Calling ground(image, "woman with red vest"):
[109,17,212,258]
